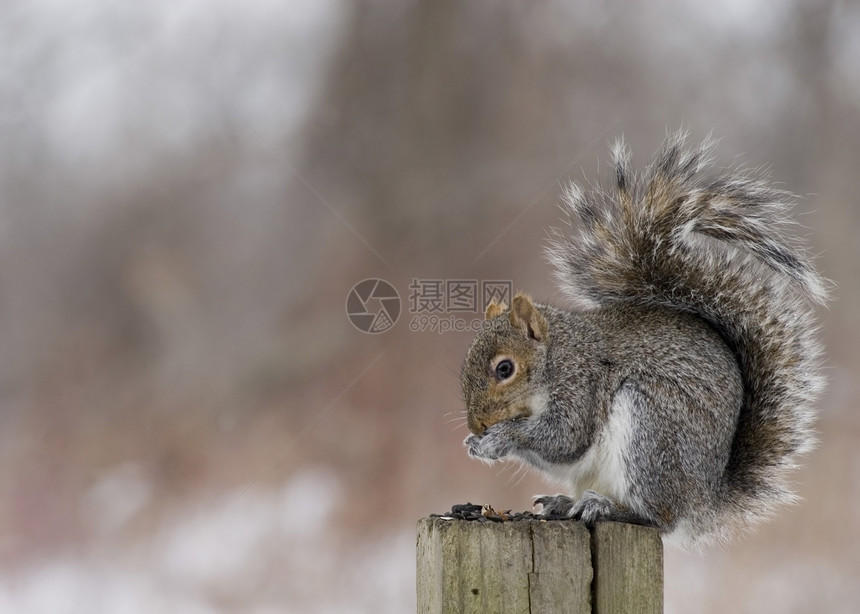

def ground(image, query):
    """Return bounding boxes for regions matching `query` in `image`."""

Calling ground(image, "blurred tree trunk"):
[298,0,594,267]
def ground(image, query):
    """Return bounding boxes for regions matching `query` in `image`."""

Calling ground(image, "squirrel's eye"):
[495,359,515,381]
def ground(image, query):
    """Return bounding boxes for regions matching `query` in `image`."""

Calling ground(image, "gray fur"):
[462,132,827,547]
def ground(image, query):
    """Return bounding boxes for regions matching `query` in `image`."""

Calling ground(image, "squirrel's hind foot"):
[570,491,625,525]
[536,491,649,527]
[534,494,576,518]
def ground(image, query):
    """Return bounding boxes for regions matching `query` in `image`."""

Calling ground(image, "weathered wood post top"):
[417,514,663,614]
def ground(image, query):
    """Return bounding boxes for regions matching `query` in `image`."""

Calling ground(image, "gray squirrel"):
[461,132,828,547]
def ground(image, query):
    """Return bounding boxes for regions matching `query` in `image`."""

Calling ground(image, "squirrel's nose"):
[467,415,486,436]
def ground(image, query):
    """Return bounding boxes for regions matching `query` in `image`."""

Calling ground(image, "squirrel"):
[461,132,828,547]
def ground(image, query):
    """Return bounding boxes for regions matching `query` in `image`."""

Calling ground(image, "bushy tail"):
[547,132,828,538]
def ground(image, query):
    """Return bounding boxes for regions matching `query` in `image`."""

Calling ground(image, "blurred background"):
[1,0,858,612]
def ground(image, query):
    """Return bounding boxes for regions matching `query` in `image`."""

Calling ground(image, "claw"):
[569,490,621,526]
[463,434,482,458]
[534,494,576,517]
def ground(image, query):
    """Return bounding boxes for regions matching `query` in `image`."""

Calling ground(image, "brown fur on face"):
[464,294,548,435]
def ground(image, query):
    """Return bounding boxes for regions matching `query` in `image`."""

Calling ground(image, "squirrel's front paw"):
[534,494,576,517]
[463,429,511,461]
[464,434,500,461]
[464,434,486,458]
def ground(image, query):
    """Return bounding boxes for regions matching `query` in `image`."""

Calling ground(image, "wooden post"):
[591,522,663,614]
[416,518,662,614]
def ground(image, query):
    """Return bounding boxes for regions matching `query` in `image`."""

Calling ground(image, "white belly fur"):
[540,384,635,505]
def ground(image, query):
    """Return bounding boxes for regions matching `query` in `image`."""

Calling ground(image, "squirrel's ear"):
[485,299,508,320]
[510,293,548,342]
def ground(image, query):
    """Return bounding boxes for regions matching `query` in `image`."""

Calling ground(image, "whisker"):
[512,464,531,487]
[437,364,462,379]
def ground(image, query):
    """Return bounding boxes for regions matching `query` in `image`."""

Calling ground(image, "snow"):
[0,467,416,613]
